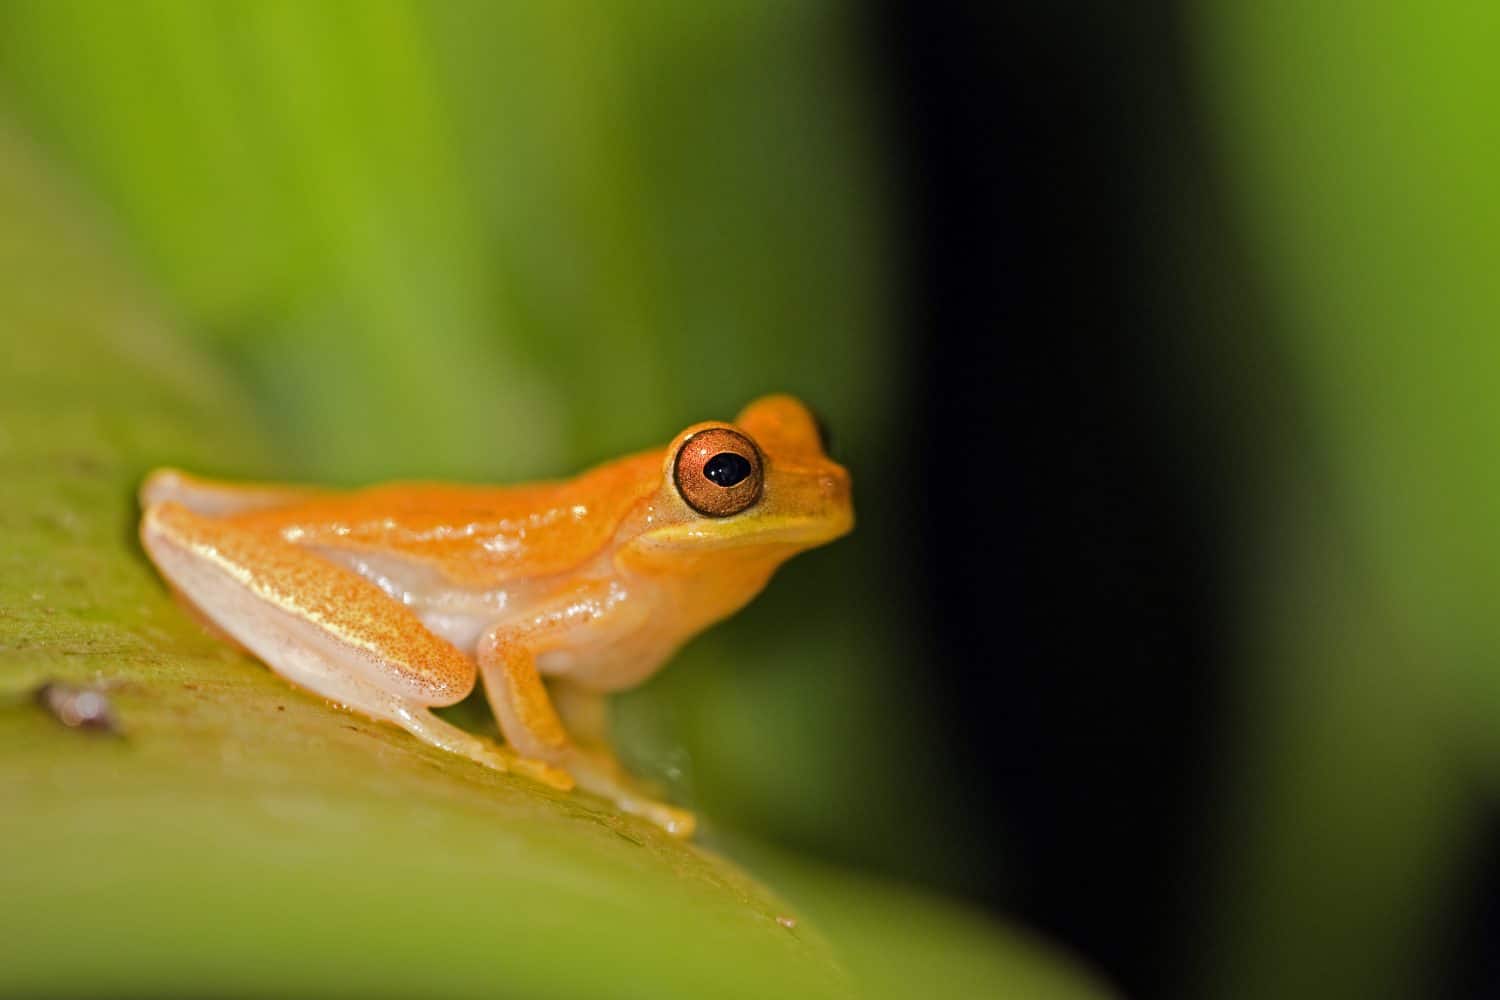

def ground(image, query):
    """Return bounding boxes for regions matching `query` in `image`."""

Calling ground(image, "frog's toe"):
[459,738,574,791]
[644,803,697,838]
[563,755,696,836]
[610,796,696,837]
[503,751,575,791]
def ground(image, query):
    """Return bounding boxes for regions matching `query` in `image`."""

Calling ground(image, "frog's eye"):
[673,427,764,518]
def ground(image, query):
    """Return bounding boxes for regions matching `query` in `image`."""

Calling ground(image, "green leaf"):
[0,123,1107,999]
[0,121,849,1000]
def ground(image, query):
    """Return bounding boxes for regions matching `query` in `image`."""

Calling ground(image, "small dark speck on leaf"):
[276,705,285,712]
[63,453,106,477]
[34,681,121,735]
[612,827,645,847]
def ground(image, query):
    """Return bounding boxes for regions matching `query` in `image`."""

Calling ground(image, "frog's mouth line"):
[641,510,854,551]
[757,511,855,546]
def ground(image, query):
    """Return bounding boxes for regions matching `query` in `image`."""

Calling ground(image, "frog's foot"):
[250,642,572,791]
[396,706,573,790]
[489,747,575,790]
[562,749,696,838]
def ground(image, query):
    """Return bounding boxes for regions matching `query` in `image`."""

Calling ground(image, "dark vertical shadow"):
[867,2,1234,995]
[1433,796,1500,999]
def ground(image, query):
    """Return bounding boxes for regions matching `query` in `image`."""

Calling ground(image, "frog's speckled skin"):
[139,395,852,836]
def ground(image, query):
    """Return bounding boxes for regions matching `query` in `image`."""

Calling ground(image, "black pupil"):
[703,452,752,488]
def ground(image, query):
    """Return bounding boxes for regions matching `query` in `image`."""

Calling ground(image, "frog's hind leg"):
[140,468,324,517]
[140,500,570,789]
[550,680,695,836]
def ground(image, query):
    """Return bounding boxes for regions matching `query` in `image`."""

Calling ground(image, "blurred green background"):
[0,0,942,877]
[5,1,1500,998]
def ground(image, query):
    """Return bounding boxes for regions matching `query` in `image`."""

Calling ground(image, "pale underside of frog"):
[139,395,853,837]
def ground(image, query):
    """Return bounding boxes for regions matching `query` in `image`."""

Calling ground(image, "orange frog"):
[139,396,852,836]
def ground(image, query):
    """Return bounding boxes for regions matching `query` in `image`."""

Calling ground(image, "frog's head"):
[628,395,853,568]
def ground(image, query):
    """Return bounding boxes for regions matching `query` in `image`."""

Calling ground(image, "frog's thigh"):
[140,501,569,786]
[140,467,322,516]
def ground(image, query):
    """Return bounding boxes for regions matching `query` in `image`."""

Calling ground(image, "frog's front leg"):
[477,619,696,837]
[140,501,570,789]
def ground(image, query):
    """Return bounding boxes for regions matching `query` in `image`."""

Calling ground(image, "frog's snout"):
[819,467,851,504]
[814,464,855,540]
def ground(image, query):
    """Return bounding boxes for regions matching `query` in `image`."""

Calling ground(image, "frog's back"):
[228,451,663,587]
